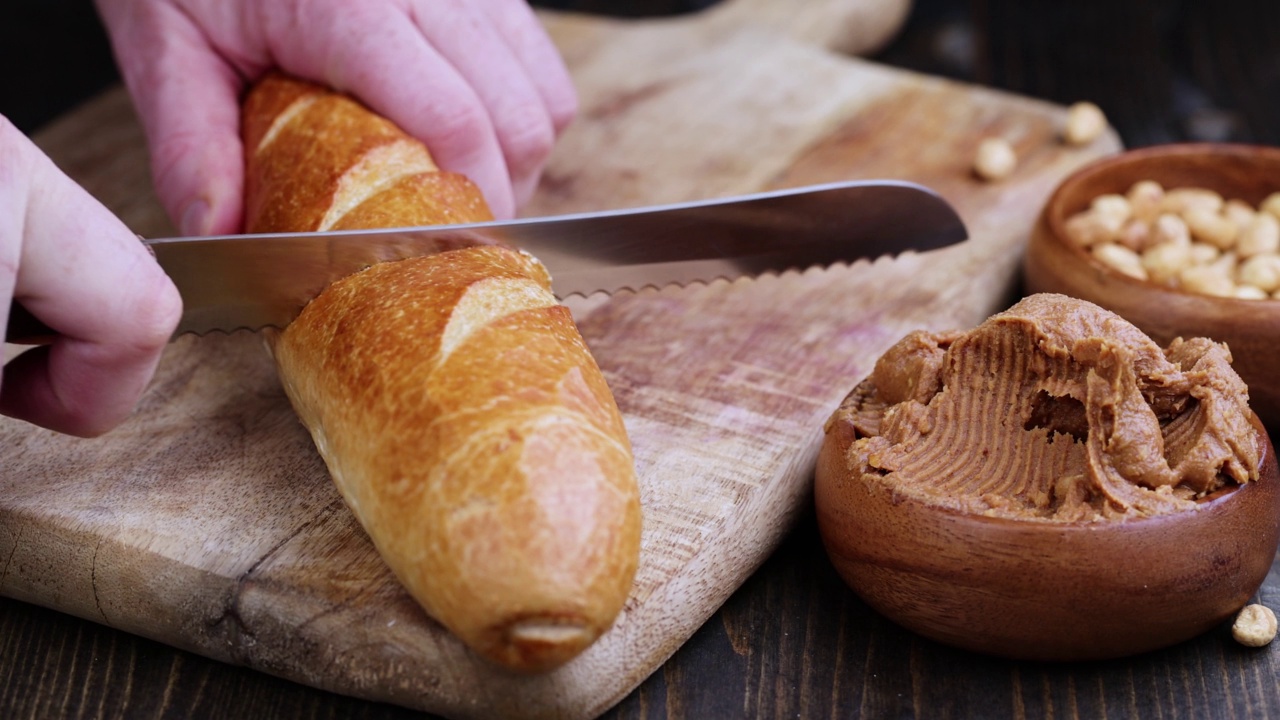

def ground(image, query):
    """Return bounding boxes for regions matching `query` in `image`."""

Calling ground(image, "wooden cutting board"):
[0,2,1120,718]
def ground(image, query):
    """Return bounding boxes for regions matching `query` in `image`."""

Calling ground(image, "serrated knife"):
[5,179,966,342]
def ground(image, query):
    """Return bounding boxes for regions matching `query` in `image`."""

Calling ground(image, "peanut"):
[1065,211,1119,247]
[1208,250,1239,277]
[1162,187,1225,215]
[1235,284,1270,300]
[1189,242,1222,265]
[1092,194,1132,225]
[1152,213,1192,246]
[1238,253,1280,293]
[1232,604,1277,648]
[1142,242,1192,285]
[1262,192,1280,219]
[1092,243,1147,280]
[1063,102,1107,145]
[1224,199,1257,232]
[1066,182,1280,300]
[1126,180,1165,222]
[1117,219,1152,251]
[1238,213,1280,257]
[974,138,1017,181]
[1184,206,1239,249]
[1179,264,1235,297]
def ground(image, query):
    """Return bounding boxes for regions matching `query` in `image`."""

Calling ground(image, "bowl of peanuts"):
[1024,143,1280,431]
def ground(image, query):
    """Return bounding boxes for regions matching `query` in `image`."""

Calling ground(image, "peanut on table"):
[973,137,1018,181]
[1233,604,1278,648]
[1063,102,1108,146]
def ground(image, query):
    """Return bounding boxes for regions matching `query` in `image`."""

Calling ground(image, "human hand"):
[94,0,578,233]
[0,119,182,437]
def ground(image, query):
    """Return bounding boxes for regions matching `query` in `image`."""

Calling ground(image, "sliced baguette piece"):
[243,72,642,672]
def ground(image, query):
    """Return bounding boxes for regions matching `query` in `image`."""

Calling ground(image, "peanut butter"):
[830,293,1260,521]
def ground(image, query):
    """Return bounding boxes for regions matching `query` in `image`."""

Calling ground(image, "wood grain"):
[0,1,1123,718]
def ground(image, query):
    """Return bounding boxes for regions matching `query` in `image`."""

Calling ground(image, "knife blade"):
[5,179,966,342]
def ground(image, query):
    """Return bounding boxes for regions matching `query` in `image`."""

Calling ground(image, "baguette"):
[243,72,642,672]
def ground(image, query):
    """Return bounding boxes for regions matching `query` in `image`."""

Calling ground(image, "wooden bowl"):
[815,414,1280,661]
[1023,143,1280,431]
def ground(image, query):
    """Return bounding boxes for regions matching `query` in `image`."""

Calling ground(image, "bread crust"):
[244,72,641,672]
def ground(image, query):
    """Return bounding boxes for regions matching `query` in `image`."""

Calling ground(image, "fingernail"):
[180,199,211,236]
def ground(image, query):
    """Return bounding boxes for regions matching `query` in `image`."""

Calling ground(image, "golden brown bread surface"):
[243,72,642,672]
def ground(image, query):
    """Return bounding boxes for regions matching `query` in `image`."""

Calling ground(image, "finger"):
[261,1,516,217]
[0,120,182,436]
[106,1,247,235]
[475,0,578,135]
[410,0,560,209]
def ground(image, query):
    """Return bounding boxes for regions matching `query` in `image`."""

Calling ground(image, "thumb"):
[104,3,246,235]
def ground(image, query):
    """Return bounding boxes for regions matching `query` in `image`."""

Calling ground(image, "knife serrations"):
[522,180,969,298]
[3,180,968,342]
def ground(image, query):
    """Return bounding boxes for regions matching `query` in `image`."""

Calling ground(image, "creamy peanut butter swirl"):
[834,293,1260,521]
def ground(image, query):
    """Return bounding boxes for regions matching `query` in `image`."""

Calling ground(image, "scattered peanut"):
[1063,102,1107,146]
[974,138,1017,181]
[1232,604,1277,648]
[1064,180,1280,300]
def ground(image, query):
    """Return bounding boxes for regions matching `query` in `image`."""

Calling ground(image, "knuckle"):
[129,269,183,351]
[544,82,579,134]
[147,131,241,229]
[426,101,492,153]
[497,103,556,176]
[109,248,184,354]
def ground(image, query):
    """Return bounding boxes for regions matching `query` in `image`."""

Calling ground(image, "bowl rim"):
[1042,142,1280,306]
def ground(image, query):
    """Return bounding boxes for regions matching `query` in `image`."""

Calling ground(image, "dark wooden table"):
[3,1,1280,718]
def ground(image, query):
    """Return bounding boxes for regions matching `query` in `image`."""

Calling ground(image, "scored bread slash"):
[3,179,968,343]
